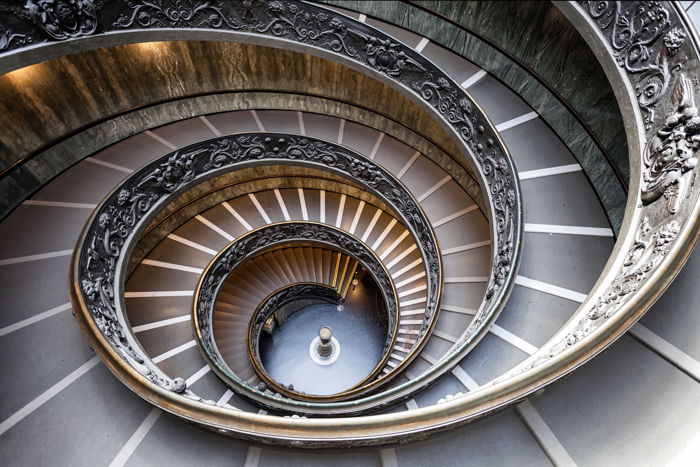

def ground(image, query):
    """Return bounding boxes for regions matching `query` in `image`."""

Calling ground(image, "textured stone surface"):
[324,0,627,232]
[0,40,474,216]
[0,82,484,221]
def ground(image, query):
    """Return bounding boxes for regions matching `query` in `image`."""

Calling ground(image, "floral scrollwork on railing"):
[507,2,700,377]
[583,1,687,129]
[1,0,519,343]
[641,75,699,213]
[195,223,397,398]
[77,133,438,405]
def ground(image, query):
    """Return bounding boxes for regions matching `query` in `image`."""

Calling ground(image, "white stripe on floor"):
[415,37,430,52]
[186,365,212,386]
[432,205,479,228]
[248,193,272,224]
[250,110,265,131]
[195,214,234,241]
[141,259,203,274]
[244,446,262,467]
[490,324,538,355]
[274,189,291,221]
[417,175,451,202]
[109,362,216,467]
[442,240,491,255]
[395,271,425,289]
[398,284,427,298]
[222,201,253,231]
[392,259,423,280]
[396,150,421,179]
[372,218,397,250]
[0,355,100,437]
[167,234,217,255]
[108,407,162,467]
[432,329,457,343]
[361,207,382,242]
[349,200,365,234]
[217,389,235,406]
[379,447,398,467]
[386,244,417,269]
[320,190,326,223]
[0,302,71,337]
[297,111,306,135]
[152,340,197,363]
[335,194,346,228]
[515,275,587,303]
[629,323,700,381]
[85,157,133,173]
[515,400,578,467]
[524,223,614,237]
[199,115,222,136]
[379,230,409,260]
[442,304,476,315]
[400,297,426,307]
[444,276,488,283]
[132,314,191,333]
[400,309,425,317]
[0,249,73,266]
[124,290,193,298]
[144,130,177,150]
[495,111,539,132]
[298,188,309,221]
[22,200,96,209]
[518,164,581,180]
[369,133,384,160]
[337,118,346,144]
[452,366,480,391]
[461,69,487,89]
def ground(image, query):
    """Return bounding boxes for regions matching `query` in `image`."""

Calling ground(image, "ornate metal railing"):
[73,130,494,415]
[6,0,687,447]
[5,0,522,375]
[194,222,400,405]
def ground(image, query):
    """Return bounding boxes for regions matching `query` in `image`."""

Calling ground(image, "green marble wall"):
[0,89,482,220]
[0,40,480,218]
[323,0,628,232]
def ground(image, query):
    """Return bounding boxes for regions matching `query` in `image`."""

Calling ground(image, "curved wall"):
[0,41,477,218]
[323,0,629,231]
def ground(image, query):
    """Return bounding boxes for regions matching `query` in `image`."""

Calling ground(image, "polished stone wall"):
[324,0,628,232]
[0,41,478,219]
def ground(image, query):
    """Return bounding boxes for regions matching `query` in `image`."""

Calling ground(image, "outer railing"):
[72,131,474,416]
[194,222,400,407]
[48,0,697,447]
[6,0,572,444]
[0,1,522,375]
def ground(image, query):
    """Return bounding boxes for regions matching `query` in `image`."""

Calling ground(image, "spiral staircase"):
[0,1,699,466]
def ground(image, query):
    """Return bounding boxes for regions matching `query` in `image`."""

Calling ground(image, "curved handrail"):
[194,223,399,405]
[60,0,527,443]
[10,0,521,334]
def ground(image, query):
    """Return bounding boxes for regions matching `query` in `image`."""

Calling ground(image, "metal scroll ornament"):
[76,133,439,402]
[507,2,700,374]
[1,0,520,334]
[26,0,100,40]
[583,0,687,128]
[583,2,699,212]
[196,222,398,399]
[641,75,699,213]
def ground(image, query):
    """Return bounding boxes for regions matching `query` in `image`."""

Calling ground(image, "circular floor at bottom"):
[260,291,387,395]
